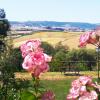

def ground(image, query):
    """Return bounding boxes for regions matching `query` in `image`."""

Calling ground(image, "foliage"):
[49,46,96,71]
[49,43,68,71]
[65,49,96,71]
[0,19,10,36]
[0,9,19,100]
[50,50,67,71]
[54,42,69,53]
[41,41,55,55]
[11,48,23,71]
[0,35,20,100]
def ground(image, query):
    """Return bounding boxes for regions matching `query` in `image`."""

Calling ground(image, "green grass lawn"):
[41,79,74,100]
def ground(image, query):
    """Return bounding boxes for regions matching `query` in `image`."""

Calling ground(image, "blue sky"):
[0,0,100,23]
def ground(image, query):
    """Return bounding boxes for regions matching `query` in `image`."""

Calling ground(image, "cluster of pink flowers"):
[67,76,100,100]
[79,31,98,47]
[20,39,52,77]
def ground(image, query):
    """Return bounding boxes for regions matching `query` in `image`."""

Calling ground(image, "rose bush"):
[20,39,53,99]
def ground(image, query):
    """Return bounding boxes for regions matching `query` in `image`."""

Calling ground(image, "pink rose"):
[90,90,98,100]
[32,63,49,77]
[67,87,80,99]
[79,32,90,47]
[22,52,36,72]
[20,39,52,77]
[79,91,97,100]
[22,51,50,77]
[79,92,92,100]
[67,93,77,100]
[67,76,99,100]
[79,76,92,85]
[79,31,97,47]
[80,86,87,95]
[22,51,45,71]
[32,51,45,66]
[20,39,41,58]
[89,32,97,44]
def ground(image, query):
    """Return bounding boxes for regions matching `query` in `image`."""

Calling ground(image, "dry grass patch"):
[13,31,87,49]
[15,71,98,80]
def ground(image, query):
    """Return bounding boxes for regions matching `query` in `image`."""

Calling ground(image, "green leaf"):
[20,91,36,100]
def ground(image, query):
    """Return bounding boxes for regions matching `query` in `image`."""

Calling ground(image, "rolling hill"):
[13,31,96,49]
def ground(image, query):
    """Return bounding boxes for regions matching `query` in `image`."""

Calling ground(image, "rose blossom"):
[79,91,98,100]
[66,76,99,100]
[90,90,98,100]
[79,76,92,85]
[80,86,87,95]
[79,31,97,47]
[79,32,90,47]
[22,50,51,77]
[20,39,41,58]
[22,52,36,72]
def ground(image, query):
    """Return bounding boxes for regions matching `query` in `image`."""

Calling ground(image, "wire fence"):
[50,61,98,74]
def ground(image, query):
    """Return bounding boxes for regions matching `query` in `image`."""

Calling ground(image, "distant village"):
[11,24,86,36]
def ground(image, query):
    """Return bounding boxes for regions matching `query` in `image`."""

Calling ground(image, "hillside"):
[10,21,98,30]
[13,31,96,49]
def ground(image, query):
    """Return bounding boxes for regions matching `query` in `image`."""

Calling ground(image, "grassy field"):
[13,31,96,49]
[41,79,72,100]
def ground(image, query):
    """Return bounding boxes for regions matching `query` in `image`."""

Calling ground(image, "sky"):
[0,0,100,23]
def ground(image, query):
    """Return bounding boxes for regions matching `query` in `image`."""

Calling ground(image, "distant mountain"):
[10,21,99,30]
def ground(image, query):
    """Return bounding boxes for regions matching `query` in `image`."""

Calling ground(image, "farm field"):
[13,31,96,49]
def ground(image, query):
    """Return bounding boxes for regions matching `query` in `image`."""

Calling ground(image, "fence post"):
[96,47,100,82]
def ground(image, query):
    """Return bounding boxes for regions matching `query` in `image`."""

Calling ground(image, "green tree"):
[50,50,67,71]
[0,9,19,100]
[54,42,69,53]
[11,48,23,71]
[41,42,55,55]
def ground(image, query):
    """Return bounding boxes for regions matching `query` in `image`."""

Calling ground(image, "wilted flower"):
[41,90,55,100]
